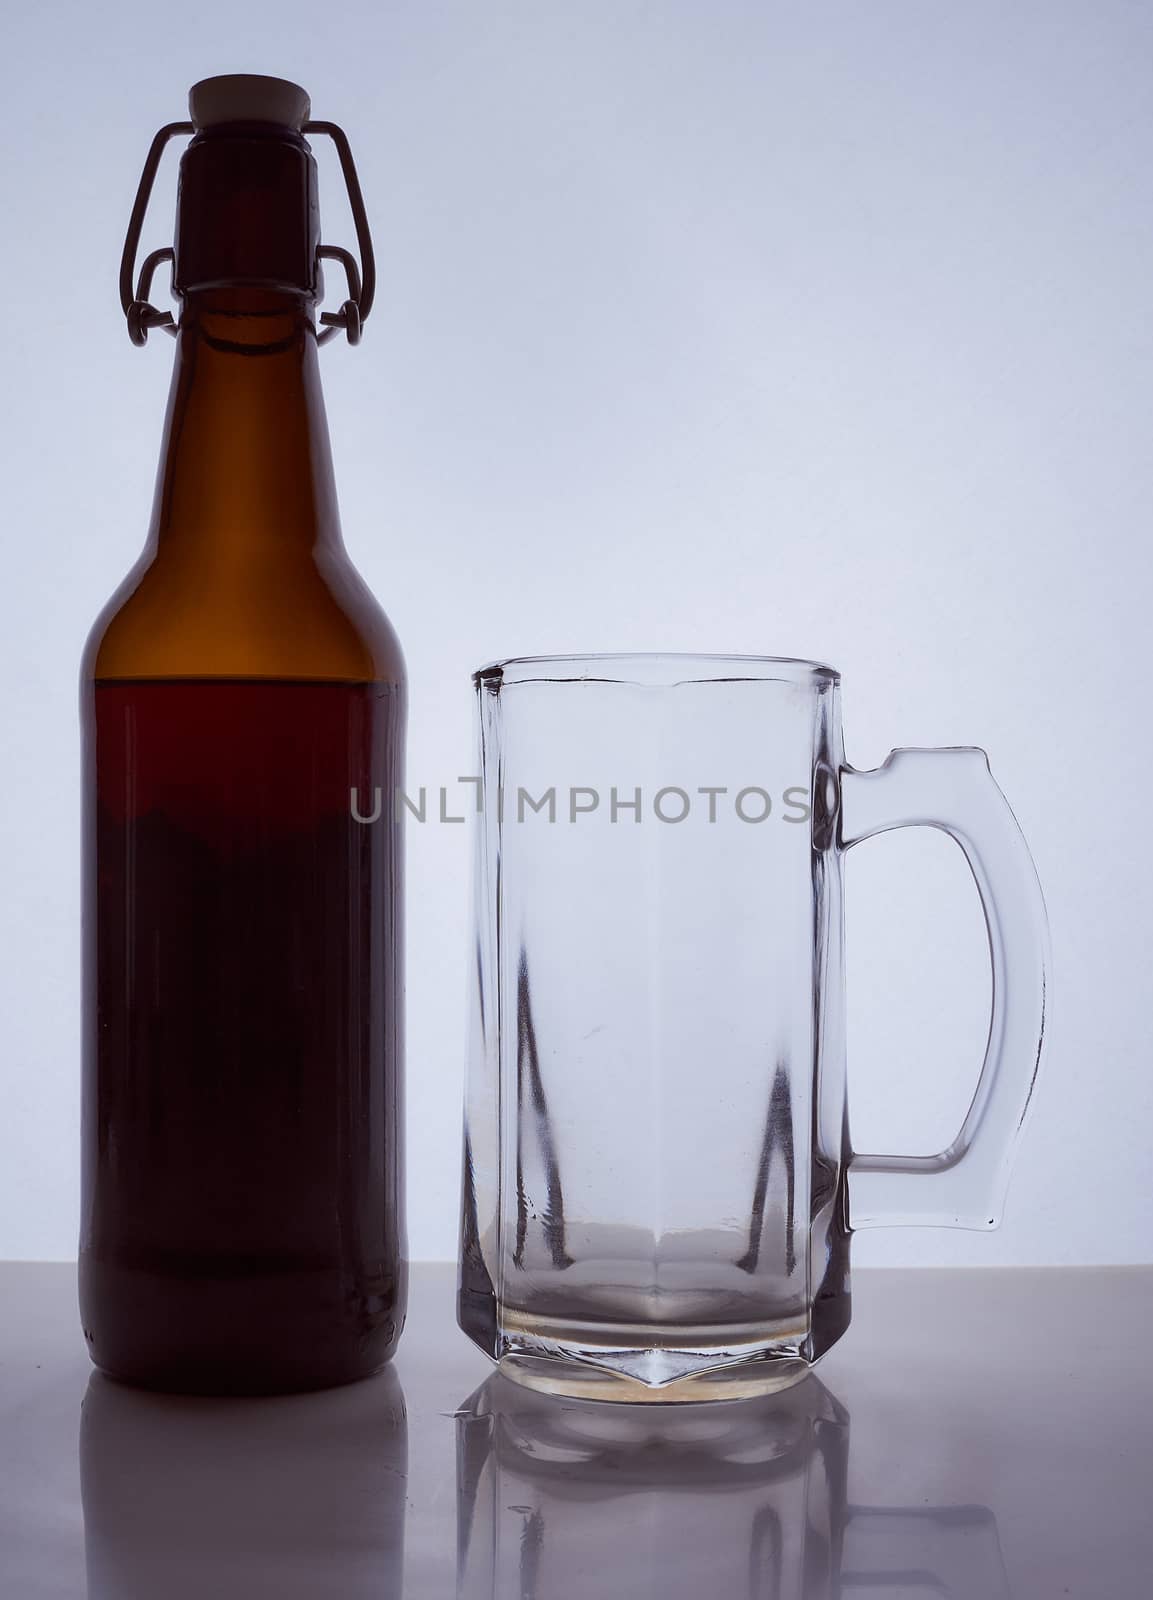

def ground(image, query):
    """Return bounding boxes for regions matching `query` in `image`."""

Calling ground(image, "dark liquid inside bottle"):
[81,680,405,1393]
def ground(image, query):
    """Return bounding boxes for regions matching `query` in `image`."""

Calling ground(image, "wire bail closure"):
[118,118,376,347]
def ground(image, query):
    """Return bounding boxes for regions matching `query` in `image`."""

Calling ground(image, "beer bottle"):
[80,75,406,1393]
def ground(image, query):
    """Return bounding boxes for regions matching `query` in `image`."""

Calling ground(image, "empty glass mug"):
[458,655,1048,1401]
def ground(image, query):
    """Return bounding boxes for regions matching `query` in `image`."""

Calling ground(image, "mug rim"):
[474,653,840,689]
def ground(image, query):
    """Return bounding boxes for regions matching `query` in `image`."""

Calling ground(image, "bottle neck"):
[149,288,342,556]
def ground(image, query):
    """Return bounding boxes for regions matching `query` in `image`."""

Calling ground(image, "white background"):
[2,1,1150,1266]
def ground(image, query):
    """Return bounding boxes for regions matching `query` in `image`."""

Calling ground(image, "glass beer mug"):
[459,655,1048,1401]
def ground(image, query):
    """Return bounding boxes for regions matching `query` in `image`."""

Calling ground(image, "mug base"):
[497,1347,812,1404]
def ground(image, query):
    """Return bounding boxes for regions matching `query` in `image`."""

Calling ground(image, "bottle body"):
[80,287,406,1393]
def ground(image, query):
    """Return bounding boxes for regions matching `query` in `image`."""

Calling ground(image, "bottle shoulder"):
[84,543,404,685]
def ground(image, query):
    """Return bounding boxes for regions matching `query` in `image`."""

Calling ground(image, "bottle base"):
[79,1254,406,1398]
[87,1354,397,1399]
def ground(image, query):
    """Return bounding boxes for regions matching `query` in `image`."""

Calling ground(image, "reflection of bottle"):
[80,1367,407,1598]
[456,1374,849,1600]
[80,75,405,1394]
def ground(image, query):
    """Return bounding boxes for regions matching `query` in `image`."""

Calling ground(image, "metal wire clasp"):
[118,122,189,345]
[119,118,377,347]
[304,122,376,346]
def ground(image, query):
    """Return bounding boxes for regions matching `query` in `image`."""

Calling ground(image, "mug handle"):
[841,747,1050,1229]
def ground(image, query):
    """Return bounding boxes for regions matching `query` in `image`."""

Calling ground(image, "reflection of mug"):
[457,1374,848,1600]
[840,1507,1011,1600]
[80,1368,407,1599]
[460,655,1049,1400]
[455,1374,1011,1600]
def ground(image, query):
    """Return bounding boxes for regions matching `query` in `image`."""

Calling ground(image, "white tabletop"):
[1,1261,1149,1598]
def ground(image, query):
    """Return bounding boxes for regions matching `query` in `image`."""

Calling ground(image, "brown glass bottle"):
[79,78,406,1394]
